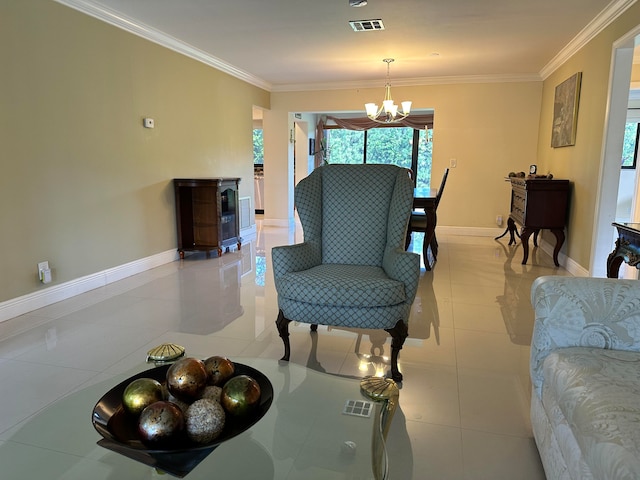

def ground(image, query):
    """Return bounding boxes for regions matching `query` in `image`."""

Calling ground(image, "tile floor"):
[0,221,572,479]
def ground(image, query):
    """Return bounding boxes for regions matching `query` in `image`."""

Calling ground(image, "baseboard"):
[0,249,179,323]
[1,222,259,325]
[438,225,505,237]
[0,223,583,325]
[539,238,589,277]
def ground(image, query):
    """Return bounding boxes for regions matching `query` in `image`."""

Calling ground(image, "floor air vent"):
[349,19,385,32]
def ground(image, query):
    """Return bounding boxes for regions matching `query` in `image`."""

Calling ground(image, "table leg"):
[423,209,437,271]
[520,227,534,264]
[607,249,624,278]
[550,228,565,267]
[506,217,520,246]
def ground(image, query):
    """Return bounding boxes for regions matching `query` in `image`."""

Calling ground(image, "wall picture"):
[551,72,582,148]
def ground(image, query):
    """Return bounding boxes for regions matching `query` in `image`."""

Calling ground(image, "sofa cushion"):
[542,347,640,479]
[277,264,406,307]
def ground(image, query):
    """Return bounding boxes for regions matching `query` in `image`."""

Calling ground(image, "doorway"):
[591,28,640,277]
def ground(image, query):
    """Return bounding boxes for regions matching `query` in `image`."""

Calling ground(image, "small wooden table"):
[607,222,640,278]
[495,177,570,267]
[412,188,438,270]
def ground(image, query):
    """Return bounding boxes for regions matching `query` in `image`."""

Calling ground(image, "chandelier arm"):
[365,58,411,124]
[367,111,410,124]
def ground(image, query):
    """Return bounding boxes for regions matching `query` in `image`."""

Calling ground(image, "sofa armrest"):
[271,242,321,282]
[530,275,640,397]
[383,248,421,308]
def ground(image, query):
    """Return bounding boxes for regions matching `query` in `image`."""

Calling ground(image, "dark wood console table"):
[174,178,241,259]
[495,177,570,266]
[607,222,640,278]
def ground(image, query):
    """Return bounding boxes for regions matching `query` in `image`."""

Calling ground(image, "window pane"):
[325,129,364,164]
[621,122,638,169]
[253,129,263,164]
[416,128,433,188]
[366,127,413,169]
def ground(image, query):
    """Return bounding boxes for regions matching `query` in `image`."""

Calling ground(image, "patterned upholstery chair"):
[271,164,420,382]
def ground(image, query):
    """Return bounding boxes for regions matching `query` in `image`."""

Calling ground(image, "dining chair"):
[407,168,449,269]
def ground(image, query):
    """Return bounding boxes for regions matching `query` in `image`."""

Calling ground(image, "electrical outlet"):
[496,215,503,226]
[449,158,457,168]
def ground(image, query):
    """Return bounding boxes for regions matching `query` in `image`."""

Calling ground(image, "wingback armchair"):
[271,164,421,381]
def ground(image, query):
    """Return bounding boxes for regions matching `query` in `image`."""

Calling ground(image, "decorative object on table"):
[360,376,400,480]
[272,164,420,382]
[551,72,582,148]
[146,343,186,363]
[203,355,235,386]
[92,360,273,477]
[166,357,208,402]
[364,58,412,124]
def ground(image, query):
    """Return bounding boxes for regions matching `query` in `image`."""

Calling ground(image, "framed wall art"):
[551,72,582,148]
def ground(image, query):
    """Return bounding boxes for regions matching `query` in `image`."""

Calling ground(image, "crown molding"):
[54,0,635,93]
[271,73,543,93]
[539,0,638,79]
[53,0,272,91]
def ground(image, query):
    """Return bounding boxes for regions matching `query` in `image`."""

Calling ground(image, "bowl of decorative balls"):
[91,356,273,477]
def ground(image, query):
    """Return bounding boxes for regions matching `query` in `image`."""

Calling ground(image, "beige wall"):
[0,0,269,302]
[266,82,543,230]
[3,0,640,307]
[537,1,640,270]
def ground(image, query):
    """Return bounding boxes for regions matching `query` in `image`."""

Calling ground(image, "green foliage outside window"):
[621,122,639,169]
[324,127,433,188]
[253,129,264,164]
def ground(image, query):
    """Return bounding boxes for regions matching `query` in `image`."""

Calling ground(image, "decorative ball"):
[137,401,185,447]
[201,385,222,403]
[166,357,208,402]
[203,356,235,386]
[122,378,165,416]
[185,399,226,444]
[221,375,261,416]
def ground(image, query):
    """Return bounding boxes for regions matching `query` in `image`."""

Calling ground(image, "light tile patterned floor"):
[0,221,571,478]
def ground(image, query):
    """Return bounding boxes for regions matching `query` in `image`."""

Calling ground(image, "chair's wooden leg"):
[276,310,291,361]
[385,320,409,382]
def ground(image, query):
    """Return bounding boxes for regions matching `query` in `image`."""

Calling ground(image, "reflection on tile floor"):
[0,220,573,479]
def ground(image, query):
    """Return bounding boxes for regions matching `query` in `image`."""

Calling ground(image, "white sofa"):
[530,275,640,480]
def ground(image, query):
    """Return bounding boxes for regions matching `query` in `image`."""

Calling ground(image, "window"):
[622,122,639,169]
[324,126,433,188]
[253,129,264,165]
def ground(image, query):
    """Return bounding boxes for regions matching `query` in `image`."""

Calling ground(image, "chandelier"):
[365,58,412,124]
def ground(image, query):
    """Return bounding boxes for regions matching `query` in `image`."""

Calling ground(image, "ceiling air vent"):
[349,19,385,32]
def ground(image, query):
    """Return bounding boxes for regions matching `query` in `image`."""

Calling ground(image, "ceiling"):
[61,0,633,91]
